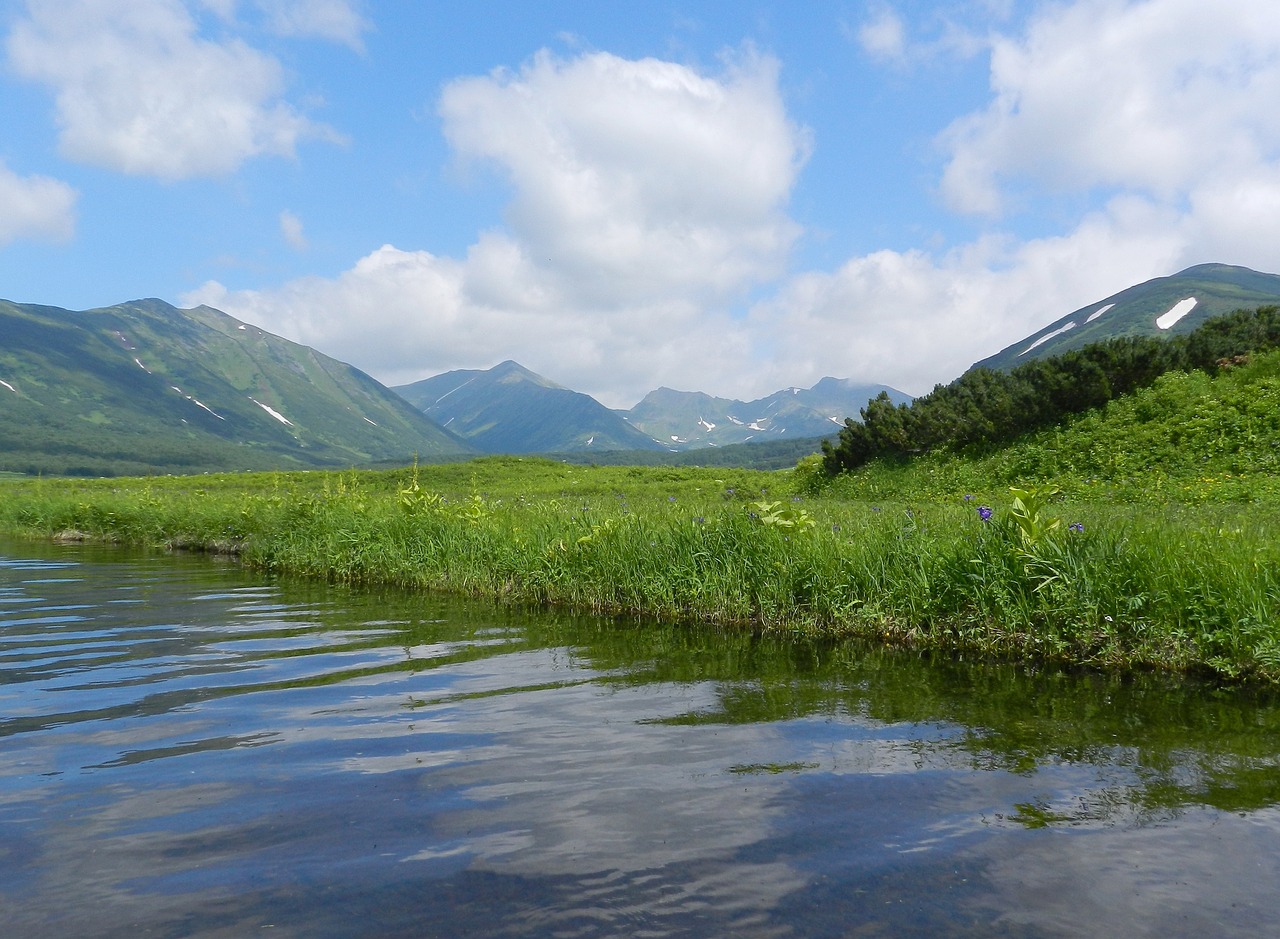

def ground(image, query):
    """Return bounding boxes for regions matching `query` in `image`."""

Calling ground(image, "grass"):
[2,455,1279,683]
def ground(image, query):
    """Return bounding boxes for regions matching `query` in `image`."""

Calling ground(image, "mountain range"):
[623,379,911,449]
[5,262,1280,475]
[393,364,910,454]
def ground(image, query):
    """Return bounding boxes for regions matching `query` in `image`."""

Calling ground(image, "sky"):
[3,0,1280,408]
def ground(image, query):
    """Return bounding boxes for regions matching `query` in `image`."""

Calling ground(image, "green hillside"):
[975,263,1280,372]
[820,331,1280,506]
[0,298,473,475]
[823,304,1280,475]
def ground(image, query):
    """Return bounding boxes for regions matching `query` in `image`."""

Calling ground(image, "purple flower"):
[978,505,993,522]
[1069,522,1084,533]
[668,496,677,502]
[963,494,973,502]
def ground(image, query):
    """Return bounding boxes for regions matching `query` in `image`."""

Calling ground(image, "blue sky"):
[3,1,1280,407]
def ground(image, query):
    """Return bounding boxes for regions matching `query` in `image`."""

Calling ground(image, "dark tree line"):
[821,305,1280,475]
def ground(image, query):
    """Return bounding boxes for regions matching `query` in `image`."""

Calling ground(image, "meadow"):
[2,450,1278,683]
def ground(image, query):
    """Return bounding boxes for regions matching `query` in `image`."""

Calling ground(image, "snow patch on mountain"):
[0,379,15,393]
[1156,297,1197,330]
[169,384,224,419]
[191,399,224,420]
[1020,321,1077,356]
[1086,303,1115,323]
[250,397,293,426]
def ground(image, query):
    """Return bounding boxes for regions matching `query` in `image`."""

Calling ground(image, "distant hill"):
[0,298,473,476]
[974,263,1280,372]
[625,379,912,450]
[549,434,834,470]
[395,360,910,456]
[393,360,666,454]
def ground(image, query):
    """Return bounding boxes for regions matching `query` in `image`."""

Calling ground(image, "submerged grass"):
[1,457,1278,682]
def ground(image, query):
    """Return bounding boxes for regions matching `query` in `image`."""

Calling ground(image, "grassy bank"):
[2,456,1278,682]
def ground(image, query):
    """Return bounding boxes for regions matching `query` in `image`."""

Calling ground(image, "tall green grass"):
[2,459,1278,682]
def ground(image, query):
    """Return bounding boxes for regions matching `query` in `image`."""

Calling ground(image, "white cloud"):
[253,0,370,50]
[0,161,77,245]
[849,3,990,68]
[939,0,1280,215]
[6,0,342,180]
[857,7,907,62]
[195,0,238,18]
[439,47,808,307]
[187,47,809,406]
[279,209,307,250]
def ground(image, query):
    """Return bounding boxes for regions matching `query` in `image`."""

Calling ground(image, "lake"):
[3,537,1279,937]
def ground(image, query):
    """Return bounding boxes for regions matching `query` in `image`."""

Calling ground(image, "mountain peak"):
[393,362,662,453]
[488,360,563,389]
[973,263,1280,372]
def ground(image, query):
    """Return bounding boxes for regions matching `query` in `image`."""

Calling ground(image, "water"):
[3,538,1280,937]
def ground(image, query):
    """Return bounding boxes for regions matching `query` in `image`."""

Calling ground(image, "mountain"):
[973,263,1280,372]
[393,360,666,454]
[0,298,474,476]
[625,379,912,450]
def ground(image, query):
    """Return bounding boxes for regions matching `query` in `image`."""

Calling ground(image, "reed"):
[1,460,1278,681]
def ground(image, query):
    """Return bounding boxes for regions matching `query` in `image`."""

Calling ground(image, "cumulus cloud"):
[940,0,1280,214]
[188,47,809,406]
[279,210,308,250]
[6,0,342,179]
[0,161,78,246]
[439,47,807,307]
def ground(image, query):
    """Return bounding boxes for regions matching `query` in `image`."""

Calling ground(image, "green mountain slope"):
[0,298,473,475]
[394,360,665,453]
[626,379,912,449]
[849,347,1280,506]
[975,263,1280,372]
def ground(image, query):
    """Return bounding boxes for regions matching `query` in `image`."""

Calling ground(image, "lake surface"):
[3,537,1280,937]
